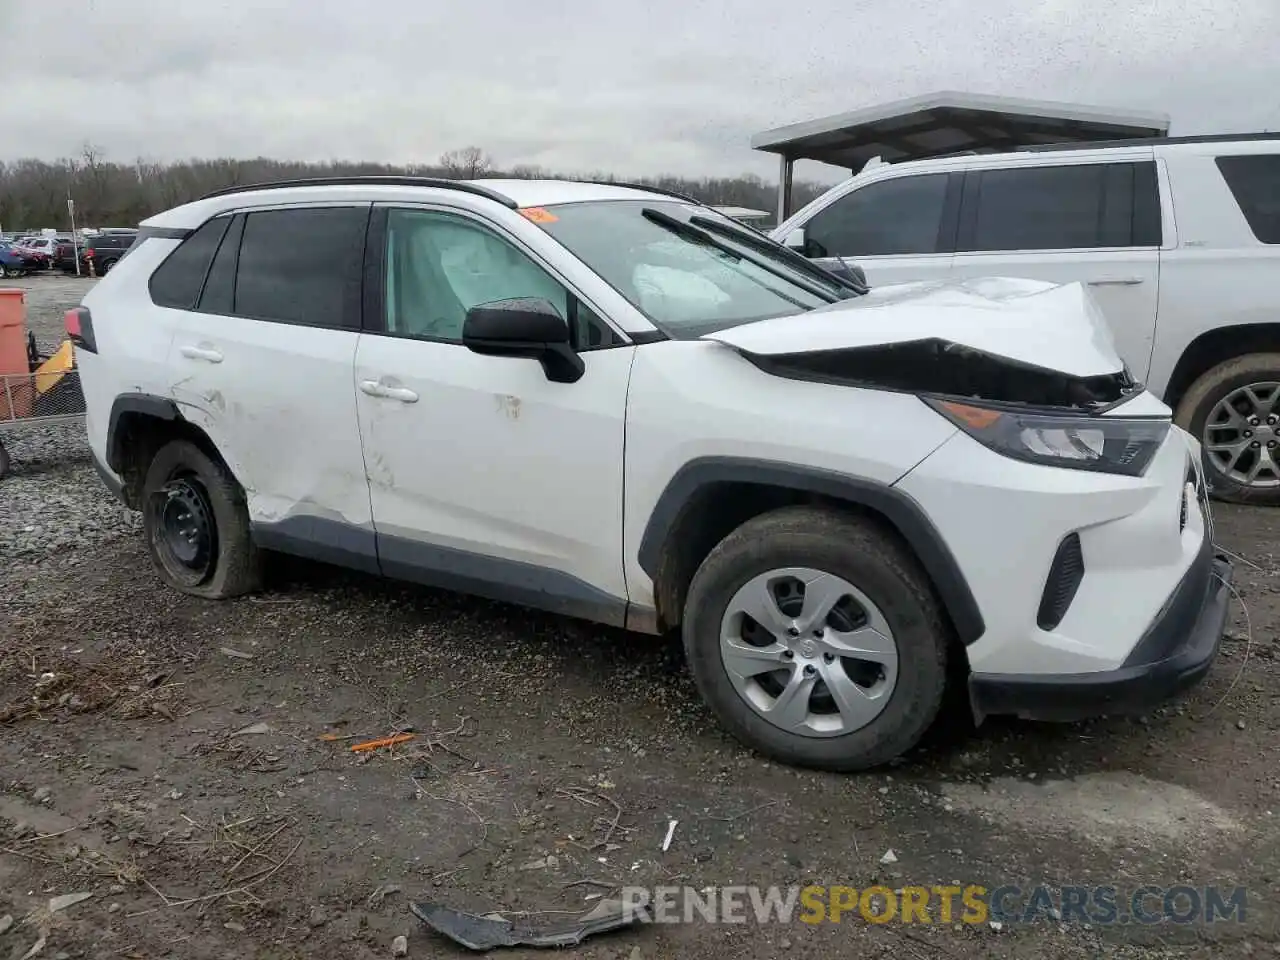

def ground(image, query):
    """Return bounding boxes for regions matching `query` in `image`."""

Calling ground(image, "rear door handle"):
[179,345,223,363]
[1087,277,1145,286]
[359,380,418,403]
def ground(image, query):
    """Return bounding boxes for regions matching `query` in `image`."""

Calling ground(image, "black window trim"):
[196,212,246,315]
[802,170,962,259]
[359,201,633,351]
[954,158,1164,255]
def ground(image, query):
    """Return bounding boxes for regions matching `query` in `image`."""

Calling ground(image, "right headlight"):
[924,398,1169,477]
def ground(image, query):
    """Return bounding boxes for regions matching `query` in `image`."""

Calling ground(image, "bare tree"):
[439,146,494,179]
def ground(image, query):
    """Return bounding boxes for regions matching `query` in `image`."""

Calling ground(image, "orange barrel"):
[0,288,32,420]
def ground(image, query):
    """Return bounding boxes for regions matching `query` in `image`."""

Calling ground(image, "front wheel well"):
[1163,324,1280,414]
[645,476,977,652]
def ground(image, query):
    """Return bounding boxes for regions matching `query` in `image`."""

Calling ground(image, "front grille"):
[1037,533,1085,631]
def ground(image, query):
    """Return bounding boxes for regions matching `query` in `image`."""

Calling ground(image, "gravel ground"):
[2,271,1280,959]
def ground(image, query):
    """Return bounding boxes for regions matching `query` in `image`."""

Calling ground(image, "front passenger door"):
[353,206,635,621]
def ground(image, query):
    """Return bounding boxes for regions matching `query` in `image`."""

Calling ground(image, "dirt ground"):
[2,273,1279,959]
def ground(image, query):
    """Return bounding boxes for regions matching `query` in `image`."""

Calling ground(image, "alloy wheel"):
[1204,382,1280,488]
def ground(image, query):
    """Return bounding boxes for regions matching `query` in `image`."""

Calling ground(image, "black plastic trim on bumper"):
[92,449,126,504]
[969,539,1232,724]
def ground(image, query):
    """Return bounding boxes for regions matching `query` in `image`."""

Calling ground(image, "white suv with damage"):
[773,133,1280,505]
[70,176,1231,771]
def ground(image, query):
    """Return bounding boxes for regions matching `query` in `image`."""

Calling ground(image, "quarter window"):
[1216,155,1280,244]
[148,216,231,310]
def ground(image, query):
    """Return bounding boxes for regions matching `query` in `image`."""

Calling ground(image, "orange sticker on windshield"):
[519,206,559,223]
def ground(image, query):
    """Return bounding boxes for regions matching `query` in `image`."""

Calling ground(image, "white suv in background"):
[70,176,1230,771]
[774,134,1280,505]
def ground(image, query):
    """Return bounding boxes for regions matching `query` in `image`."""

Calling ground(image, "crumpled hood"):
[703,277,1125,378]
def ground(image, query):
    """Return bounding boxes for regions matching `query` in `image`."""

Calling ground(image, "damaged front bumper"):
[968,538,1232,723]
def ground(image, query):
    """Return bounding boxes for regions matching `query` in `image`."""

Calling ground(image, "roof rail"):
[573,179,703,204]
[198,176,519,208]
[1016,131,1280,153]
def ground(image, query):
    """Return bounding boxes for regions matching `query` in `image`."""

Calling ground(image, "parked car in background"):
[0,242,30,278]
[81,232,138,274]
[53,238,82,272]
[772,133,1280,505]
[0,241,35,280]
[68,175,1230,772]
[19,236,57,268]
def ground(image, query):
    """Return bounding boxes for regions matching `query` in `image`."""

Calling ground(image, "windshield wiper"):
[640,208,841,306]
[689,215,869,296]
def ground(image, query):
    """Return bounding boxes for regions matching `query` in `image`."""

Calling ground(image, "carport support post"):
[776,155,794,225]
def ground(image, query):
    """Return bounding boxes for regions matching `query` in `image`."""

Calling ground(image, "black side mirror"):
[462,297,584,384]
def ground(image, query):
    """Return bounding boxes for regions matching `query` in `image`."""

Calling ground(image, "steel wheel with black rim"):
[682,505,949,771]
[149,469,219,588]
[141,439,262,598]
[1175,352,1280,506]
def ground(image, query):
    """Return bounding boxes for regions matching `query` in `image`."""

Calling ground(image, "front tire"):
[1175,353,1280,506]
[682,506,949,772]
[141,440,261,598]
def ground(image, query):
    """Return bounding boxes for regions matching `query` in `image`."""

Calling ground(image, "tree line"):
[0,145,833,232]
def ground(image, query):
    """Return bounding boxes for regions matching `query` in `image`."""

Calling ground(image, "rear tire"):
[681,505,949,772]
[141,440,261,599]
[1175,353,1280,506]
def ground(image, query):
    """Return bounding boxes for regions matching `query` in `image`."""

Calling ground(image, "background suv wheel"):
[142,439,261,598]
[681,505,949,771]
[1176,352,1280,506]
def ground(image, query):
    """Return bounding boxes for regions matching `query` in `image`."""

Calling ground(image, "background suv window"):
[234,207,368,328]
[384,208,613,348]
[1216,155,1280,244]
[961,161,1161,252]
[802,173,950,258]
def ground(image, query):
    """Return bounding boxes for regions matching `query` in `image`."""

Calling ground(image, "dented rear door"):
[169,204,377,568]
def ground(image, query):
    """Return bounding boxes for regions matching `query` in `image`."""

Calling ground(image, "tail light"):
[66,306,96,353]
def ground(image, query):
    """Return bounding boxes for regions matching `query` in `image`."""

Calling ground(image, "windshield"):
[531,200,851,337]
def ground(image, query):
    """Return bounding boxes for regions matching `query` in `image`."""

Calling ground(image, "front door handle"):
[180,345,223,363]
[359,380,418,403]
[1087,277,1145,286]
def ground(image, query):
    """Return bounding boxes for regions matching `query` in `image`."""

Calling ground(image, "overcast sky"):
[2,0,1277,182]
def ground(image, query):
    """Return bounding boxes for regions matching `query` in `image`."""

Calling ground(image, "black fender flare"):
[636,457,986,646]
[106,392,182,474]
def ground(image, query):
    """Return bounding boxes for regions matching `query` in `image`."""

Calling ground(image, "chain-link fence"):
[0,369,86,475]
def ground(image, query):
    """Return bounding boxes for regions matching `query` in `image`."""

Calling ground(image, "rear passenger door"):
[780,171,960,287]
[158,204,378,570]
[946,158,1162,381]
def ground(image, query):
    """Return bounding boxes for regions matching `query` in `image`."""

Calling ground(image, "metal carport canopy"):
[751,91,1171,221]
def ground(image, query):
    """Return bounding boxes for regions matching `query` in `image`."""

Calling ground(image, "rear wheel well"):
[110,412,227,509]
[650,481,955,643]
[1164,324,1280,414]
